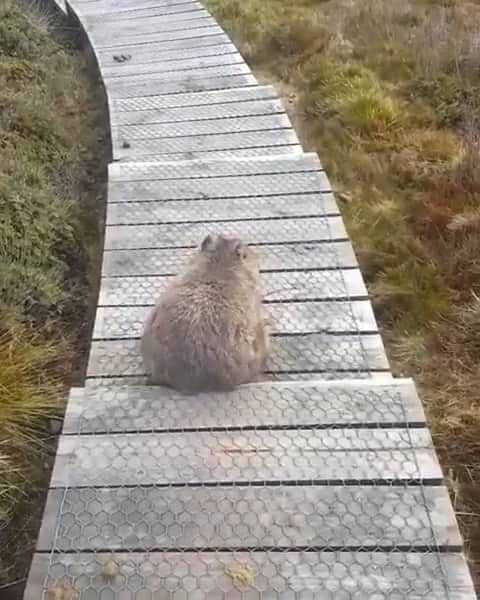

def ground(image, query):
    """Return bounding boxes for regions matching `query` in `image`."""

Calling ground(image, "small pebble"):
[226,562,254,589]
[46,581,76,600]
[102,558,120,579]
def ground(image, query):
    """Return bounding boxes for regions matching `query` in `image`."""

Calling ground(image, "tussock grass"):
[0,0,107,589]
[0,330,64,521]
[205,0,480,585]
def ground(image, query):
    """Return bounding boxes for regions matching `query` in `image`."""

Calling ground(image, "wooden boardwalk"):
[25,0,476,597]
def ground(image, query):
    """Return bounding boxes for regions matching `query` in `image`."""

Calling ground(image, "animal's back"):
[141,234,267,393]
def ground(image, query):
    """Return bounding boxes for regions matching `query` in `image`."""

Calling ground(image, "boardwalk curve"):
[25,1,476,598]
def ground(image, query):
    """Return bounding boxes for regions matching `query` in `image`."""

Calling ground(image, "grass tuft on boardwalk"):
[0,0,107,592]
[204,0,480,585]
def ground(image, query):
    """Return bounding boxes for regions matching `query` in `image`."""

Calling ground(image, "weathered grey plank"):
[105,194,337,224]
[272,371,393,381]
[102,43,239,71]
[86,334,390,377]
[64,379,423,433]
[109,97,285,126]
[71,0,198,9]
[98,34,233,66]
[85,9,211,28]
[104,218,345,250]
[72,0,198,16]
[111,84,278,111]
[37,484,459,551]
[86,8,212,28]
[92,25,227,49]
[83,2,205,20]
[118,144,303,161]
[103,53,245,79]
[50,428,438,487]
[109,74,258,101]
[98,270,366,305]
[86,14,216,39]
[92,301,378,340]
[24,551,477,600]
[102,242,358,277]
[101,242,359,276]
[109,153,321,180]
[107,63,252,91]
[115,127,299,158]
[112,114,292,142]
[108,171,329,202]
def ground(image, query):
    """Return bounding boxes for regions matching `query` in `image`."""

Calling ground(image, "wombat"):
[140,234,270,393]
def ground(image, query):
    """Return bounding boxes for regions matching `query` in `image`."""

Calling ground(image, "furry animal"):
[140,234,270,393]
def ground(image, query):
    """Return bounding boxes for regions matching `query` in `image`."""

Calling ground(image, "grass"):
[205,0,480,585]
[0,0,107,590]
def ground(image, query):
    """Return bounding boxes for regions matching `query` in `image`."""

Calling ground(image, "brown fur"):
[140,234,270,393]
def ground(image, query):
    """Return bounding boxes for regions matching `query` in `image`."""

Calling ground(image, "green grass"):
[0,0,106,584]
[205,0,480,584]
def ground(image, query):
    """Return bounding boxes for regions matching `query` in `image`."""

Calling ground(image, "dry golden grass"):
[205,0,480,585]
[0,330,64,520]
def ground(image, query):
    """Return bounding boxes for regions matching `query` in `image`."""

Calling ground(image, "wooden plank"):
[82,10,216,31]
[111,114,292,142]
[72,0,202,15]
[50,428,438,487]
[112,117,293,150]
[72,0,198,16]
[91,301,378,340]
[86,14,216,38]
[109,75,258,102]
[103,53,245,79]
[107,63,252,91]
[101,242,360,276]
[105,194,338,224]
[107,73,258,101]
[24,551,477,600]
[109,97,285,126]
[102,43,240,71]
[85,10,212,31]
[92,26,228,50]
[118,144,303,161]
[86,334,389,378]
[108,153,321,179]
[108,172,329,202]
[97,270,366,305]
[98,35,233,67]
[37,484,459,551]
[104,218,346,250]
[111,84,278,111]
[72,0,198,7]
[113,129,299,159]
[63,380,423,433]
[83,2,205,20]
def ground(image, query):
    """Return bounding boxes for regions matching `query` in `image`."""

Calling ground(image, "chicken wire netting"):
[30,377,466,600]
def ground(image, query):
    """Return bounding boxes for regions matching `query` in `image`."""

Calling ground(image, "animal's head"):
[198,234,259,272]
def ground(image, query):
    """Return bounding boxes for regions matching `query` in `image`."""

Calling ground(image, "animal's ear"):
[234,240,248,260]
[201,234,216,253]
